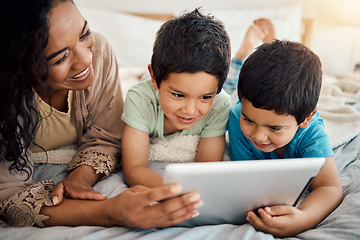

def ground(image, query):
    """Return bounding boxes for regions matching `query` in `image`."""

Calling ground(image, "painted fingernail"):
[170,184,182,194]
[192,211,200,218]
[193,200,204,208]
[265,207,271,212]
[189,193,201,202]
[52,196,59,206]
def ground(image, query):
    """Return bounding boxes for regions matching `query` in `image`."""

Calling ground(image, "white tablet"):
[163,157,325,226]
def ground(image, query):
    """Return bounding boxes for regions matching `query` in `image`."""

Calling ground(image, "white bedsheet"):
[2,134,360,240]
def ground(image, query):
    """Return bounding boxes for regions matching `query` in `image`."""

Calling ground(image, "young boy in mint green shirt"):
[121,9,231,188]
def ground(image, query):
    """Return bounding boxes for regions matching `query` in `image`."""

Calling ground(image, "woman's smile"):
[67,66,91,81]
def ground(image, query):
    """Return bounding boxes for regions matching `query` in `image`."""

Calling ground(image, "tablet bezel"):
[163,157,325,226]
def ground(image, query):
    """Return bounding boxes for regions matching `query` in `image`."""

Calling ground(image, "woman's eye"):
[53,53,68,66]
[80,30,91,41]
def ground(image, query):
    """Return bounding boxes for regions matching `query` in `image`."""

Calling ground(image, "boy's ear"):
[299,109,317,128]
[148,64,159,90]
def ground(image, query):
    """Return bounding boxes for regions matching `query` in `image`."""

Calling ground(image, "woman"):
[0,0,202,228]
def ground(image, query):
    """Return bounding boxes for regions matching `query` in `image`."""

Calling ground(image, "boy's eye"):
[172,92,184,98]
[269,126,281,131]
[242,116,253,123]
[201,95,213,101]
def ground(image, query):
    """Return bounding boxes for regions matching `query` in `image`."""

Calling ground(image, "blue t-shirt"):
[228,101,334,160]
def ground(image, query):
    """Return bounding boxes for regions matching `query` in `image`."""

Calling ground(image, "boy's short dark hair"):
[151,8,231,94]
[237,40,322,124]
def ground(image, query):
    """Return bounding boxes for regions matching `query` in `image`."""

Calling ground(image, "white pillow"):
[79,6,163,68]
[79,4,302,67]
[209,4,302,58]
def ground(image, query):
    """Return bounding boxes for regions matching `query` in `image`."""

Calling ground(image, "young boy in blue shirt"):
[122,9,231,188]
[228,40,342,237]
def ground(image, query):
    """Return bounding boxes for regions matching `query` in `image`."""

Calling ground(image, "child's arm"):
[196,135,225,162]
[246,156,342,238]
[122,124,163,188]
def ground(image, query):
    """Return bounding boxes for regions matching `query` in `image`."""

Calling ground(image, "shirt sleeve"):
[293,116,334,158]
[222,58,243,95]
[121,83,155,134]
[69,33,124,175]
[0,180,54,227]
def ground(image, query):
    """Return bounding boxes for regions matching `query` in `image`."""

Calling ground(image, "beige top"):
[0,32,125,227]
[30,90,78,153]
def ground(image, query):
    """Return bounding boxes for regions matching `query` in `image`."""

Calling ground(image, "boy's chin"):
[252,143,274,152]
[254,147,274,153]
[179,125,195,131]
[174,121,197,131]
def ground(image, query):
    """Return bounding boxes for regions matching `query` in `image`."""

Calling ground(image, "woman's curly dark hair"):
[0,0,70,180]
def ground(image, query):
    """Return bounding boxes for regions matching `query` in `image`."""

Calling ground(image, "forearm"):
[196,136,225,162]
[68,164,104,187]
[196,153,223,162]
[41,198,113,227]
[44,183,204,229]
[124,166,163,188]
[298,156,343,228]
[299,185,342,228]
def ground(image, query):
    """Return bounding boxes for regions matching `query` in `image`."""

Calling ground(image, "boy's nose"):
[251,127,267,142]
[184,100,197,115]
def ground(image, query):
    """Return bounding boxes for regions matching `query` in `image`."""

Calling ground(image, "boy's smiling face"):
[240,98,300,155]
[151,70,218,135]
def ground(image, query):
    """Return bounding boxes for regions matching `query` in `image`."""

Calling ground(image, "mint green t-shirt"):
[122,79,231,141]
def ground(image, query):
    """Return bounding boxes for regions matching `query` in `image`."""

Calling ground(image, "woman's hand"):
[246,205,308,238]
[43,183,203,228]
[51,165,107,205]
[107,184,203,229]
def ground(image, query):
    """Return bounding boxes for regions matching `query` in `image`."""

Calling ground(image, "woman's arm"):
[52,33,124,204]
[43,184,203,228]
[122,124,163,188]
[51,165,106,205]
[196,135,225,162]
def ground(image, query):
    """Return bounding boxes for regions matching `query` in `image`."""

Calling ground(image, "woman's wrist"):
[69,164,104,186]
[42,198,114,227]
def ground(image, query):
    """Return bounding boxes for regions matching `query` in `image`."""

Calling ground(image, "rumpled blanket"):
[318,73,360,148]
[2,134,360,240]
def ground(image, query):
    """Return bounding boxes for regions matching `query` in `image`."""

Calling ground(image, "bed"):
[2,3,360,240]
